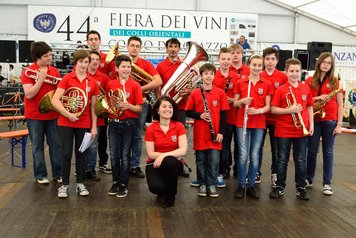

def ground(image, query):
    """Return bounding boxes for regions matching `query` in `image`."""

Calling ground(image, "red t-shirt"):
[230,64,250,80]
[234,78,273,129]
[106,77,143,120]
[185,86,229,150]
[156,57,187,110]
[88,70,110,126]
[305,77,340,121]
[272,82,314,138]
[98,51,115,76]
[144,121,186,163]
[213,69,239,125]
[57,71,100,128]
[260,69,288,124]
[21,63,59,120]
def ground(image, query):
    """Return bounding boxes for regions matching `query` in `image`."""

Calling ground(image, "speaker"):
[276,50,293,71]
[19,40,34,63]
[294,49,309,70]
[0,40,16,63]
[307,42,332,70]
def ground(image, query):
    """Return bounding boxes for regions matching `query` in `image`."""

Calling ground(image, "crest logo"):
[33,13,56,33]
[274,82,280,88]
[326,83,331,88]
[213,100,218,107]
[229,83,233,89]
[302,95,307,101]
[100,63,105,68]
[171,135,177,142]
[258,88,264,95]
[125,92,130,99]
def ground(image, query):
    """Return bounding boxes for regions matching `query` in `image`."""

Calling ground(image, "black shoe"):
[233,171,237,178]
[99,165,112,174]
[108,183,119,196]
[86,171,101,181]
[223,170,230,179]
[269,187,285,198]
[131,167,145,178]
[234,187,245,198]
[179,168,190,177]
[116,184,128,198]
[162,195,175,208]
[296,187,310,200]
[246,187,259,199]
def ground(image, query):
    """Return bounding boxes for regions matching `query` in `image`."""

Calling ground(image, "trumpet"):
[286,86,309,136]
[23,67,62,85]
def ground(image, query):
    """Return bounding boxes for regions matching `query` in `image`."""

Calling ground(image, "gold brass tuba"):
[61,87,88,117]
[313,84,342,119]
[161,41,209,103]
[286,86,309,136]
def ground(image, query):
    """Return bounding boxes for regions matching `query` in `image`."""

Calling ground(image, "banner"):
[28,6,258,51]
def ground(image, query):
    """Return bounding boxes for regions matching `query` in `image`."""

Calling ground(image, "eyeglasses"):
[321,60,332,65]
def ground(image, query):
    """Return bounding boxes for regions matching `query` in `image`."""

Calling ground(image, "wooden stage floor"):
[0,121,355,238]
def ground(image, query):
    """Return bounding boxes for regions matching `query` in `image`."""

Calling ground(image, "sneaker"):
[255,174,261,184]
[37,177,50,184]
[86,171,101,181]
[99,165,112,174]
[217,174,226,188]
[76,183,89,196]
[208,186,219,198]
[179,168,190,177]
[269,187,285,198]
[296,187,310,200]
[305,179,313,188]
[234,186,246,198]
[162,195,175,208]
[246,187,259,199]
[190,180,200,187]
[108,183,119,196]
[58,185,69,198]
[271,174,277,188]
[54,177,62,183]
[131,167,145,178]
[116,184,128,198]
[323,184,333,195]
[197,185,207,197]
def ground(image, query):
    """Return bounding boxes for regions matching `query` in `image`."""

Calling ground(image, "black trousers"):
[59,126,89,185]
[98,121,109,166]
[145,156,180,196]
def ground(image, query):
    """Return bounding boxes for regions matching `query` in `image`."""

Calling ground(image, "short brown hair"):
[30,41,52,62]
[218,47,231,58]
[229,44,243,54]
[262,47,279,59]
[285,58,301,71]
[199,63,216,75]
[73,50,90,65]
[114,54,132,67]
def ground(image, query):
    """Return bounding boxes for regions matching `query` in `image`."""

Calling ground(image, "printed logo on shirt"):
[229,83,234,89]
[86,86,91,93]
[33,13,56,33]
[302,95,307,101]
[326,83,330,88]
[100,63,105,68]
[125,92,130,99]
[241,75,247,79]
[258,88,264,95]
[213,100,218,107]
[171,135,177,142]
[274,82,280,88]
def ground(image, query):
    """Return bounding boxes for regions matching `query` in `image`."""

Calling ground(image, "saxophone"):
[313,84,342,119]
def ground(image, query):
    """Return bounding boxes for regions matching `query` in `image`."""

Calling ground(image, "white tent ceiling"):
[267,0,356,36]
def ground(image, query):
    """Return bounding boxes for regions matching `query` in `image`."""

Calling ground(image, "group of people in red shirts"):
[21,32,343,208]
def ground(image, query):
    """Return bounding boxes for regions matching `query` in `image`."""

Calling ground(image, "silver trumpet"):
[23,67,62,85]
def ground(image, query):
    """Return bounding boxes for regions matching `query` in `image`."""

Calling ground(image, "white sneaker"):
[323,184,333,195]
[37,177,50,184]
[58,185,69,198]
[76,183,89,196]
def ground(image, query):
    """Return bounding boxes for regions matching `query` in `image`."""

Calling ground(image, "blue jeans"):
[307,120,336,185]
[27,119,61,180]
[195,150,220,187]
[86,126,103,171]
[236,127,264,188]
[259,123,278,174]
[131,102,149,168]
[276,137,308,189]
[220,124,238,174]
[109,118,138,185]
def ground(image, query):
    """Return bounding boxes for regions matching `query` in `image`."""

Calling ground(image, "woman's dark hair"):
[152,96,178,121]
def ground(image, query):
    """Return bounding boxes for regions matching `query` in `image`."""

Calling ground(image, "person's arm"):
[307,106,314,136]
[90,95,98,139]
[22,68,48,99]
[333,92,344,135]
[141,74,163,93]
[51,87,79,122]
[271,103,301,115]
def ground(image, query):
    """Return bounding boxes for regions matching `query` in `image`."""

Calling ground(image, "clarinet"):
[242,80,251,144]
[200,86,216,141]
[224,76,232,93]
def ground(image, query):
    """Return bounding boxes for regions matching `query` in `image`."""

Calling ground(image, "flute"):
[200,86,216,141]
[242,80,251,144]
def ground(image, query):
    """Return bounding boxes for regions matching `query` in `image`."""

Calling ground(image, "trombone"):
[23,67,62,85]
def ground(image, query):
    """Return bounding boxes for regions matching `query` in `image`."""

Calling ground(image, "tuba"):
[313,84,342,119]
[61,87,88,117]
[161,41,209,103]
[286,86,309,136]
